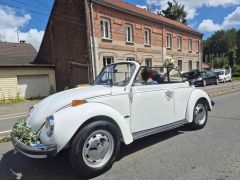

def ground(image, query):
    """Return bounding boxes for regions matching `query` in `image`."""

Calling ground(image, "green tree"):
[203,28,239,68]
[161,0,188,24]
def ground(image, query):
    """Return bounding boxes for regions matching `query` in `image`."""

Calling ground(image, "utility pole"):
[15,29,19,42]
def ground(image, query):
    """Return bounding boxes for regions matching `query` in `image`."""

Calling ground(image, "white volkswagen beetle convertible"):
[11,61,214,178]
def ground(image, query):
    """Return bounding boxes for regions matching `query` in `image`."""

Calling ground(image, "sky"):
[0,0,240,51]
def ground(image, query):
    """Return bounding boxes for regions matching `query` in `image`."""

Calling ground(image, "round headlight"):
[45,115,54,136]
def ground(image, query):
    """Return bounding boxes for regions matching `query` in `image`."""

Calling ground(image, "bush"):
[233,65,240,73]
[232,72,240,77]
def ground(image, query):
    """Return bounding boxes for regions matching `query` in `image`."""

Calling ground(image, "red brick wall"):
[93,4,163,47]
[37,0,90,91]
[93,3,201,53]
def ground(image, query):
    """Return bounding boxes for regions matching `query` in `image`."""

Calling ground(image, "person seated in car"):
[141,68,158,85]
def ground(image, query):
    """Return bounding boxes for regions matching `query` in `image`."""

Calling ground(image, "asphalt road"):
[0,92,240,180]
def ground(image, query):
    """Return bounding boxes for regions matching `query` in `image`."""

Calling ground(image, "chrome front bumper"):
[11,133,57,158]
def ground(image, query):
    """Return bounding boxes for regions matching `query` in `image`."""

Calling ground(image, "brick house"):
[37,0,203,90]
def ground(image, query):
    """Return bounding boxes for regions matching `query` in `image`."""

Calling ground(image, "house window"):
[101,18,111,39]
[188,60,192,71]
[103,57,114,67]
[178,60,182,71]
[196,61,200,70]
[196,41,200,53]
[144,28,151,45]
[166,33,172,49]
[126,57,135,61]
[177,36,182,50]
[125,24,133,43]
[188,39,192,52]
[145,58,152,67]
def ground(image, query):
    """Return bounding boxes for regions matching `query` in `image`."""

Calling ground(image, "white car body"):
[214,69,232,82]
[12,61,213,159]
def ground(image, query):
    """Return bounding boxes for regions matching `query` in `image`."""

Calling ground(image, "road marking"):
[0,114,27,121]
[0,130,11,134]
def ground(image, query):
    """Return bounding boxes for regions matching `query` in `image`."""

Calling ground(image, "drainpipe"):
[89,0,97,79]
[84,0,93,83]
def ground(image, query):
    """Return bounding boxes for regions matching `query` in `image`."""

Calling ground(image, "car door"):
[206,71,214,84]
[169,68,193,121]
[130,67,174,133]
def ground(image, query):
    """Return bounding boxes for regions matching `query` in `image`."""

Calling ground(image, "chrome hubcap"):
[194,103,206,125]
[82,130,114,168]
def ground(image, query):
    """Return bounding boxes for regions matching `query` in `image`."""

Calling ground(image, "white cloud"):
[223,6,240,27]
[198,6,240,33]
[136,5,148,10]
[0,5,44,50]
[146,0,240,19]
[198,19,222,32]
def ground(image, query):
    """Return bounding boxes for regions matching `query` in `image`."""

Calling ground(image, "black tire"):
[69,120,120,178]
[202,80,207,87]
[189,100,208,130]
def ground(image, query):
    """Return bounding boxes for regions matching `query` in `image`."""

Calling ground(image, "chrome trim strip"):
[132,119,188,140]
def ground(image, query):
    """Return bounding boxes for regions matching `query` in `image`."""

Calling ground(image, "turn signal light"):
[71,100,87,107]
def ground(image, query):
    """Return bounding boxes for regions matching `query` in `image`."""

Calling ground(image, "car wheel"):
[69,120,120,178]
[202,80,207,87]
[216,79,219,85]
[189,100,208,130]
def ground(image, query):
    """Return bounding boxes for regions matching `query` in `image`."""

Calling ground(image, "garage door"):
[17,75,49,99]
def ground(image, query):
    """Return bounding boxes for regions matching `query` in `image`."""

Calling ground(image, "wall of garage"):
[0,67,56,100]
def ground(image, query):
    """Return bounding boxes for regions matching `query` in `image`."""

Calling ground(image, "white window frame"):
[125,24,133,43]
[188,39,192,52]
[188,60,192,71]
[166,33,172,49]
[178,60,182,71]
[196,41,200,53]
[196,61,200,70]
[177,36,182,50]
[103,57,114,67]
[126,57,135,61]
[145,58,152,67]
[144,28,151,45]
[101,18,111,39]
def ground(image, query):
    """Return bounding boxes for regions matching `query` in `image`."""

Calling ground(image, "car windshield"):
[201,71,206,76]
[218,71,224,75]
[93,63,136,86]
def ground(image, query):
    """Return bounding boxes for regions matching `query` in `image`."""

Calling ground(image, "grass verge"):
[232,77,240,81]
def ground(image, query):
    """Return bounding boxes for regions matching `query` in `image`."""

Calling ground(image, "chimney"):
[19,40,26,43]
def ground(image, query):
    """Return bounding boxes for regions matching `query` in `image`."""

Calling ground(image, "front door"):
[130,67,175,133]
[131,84,174,133]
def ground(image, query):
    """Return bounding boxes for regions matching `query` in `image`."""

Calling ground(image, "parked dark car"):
[183,70,219,87]
[194,71,219,86]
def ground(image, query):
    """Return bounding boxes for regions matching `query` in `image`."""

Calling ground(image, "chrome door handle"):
[165,90,174,98]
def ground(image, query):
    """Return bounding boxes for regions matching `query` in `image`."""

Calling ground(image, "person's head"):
[141,68,153,81]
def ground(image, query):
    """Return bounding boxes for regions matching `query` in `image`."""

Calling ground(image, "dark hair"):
[141,68,153,81]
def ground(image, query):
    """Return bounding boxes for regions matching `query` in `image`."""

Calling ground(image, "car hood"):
[27,85,112,132]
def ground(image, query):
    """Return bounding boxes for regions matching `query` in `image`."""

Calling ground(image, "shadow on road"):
[0,127,186,180]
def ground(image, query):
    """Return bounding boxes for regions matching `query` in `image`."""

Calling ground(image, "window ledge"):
[126,41,134,45]
[167,47,172,50]
[101,38,112,42]
[144,44,151,47]
[188,50,192,53]
[178,49,182,51]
